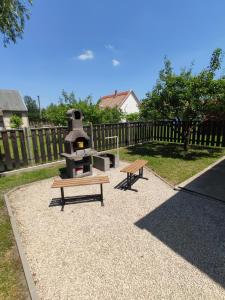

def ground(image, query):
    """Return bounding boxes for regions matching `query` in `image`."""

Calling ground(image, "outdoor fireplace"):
[61,109,97,178]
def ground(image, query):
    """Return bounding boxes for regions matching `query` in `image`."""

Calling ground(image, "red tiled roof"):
[99,91,130,109]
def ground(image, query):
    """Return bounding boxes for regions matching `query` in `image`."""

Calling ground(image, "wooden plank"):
[57,127,63,154]
[177,122,181,143]
[97,125,101,151]
[120,160,148,174]
[0,141,5,172]
[205,121,211,146]
[51,128,58,160]
[93,125,97,150]
[101,124,105,151]
[173,122,178,143]
[121,123,125,146]
[216,121,222,147]
[166,121,170,142]
[134,123,138,144]
[38,129,46,163]
[112,124,115,148]
[104,124,108,149]
[222,121,225,147]
[2,130,13,170]
[196,123,201,145]
[52,175,110,188]
[108,124,112,149]
[31,129,40,163]
[192,122,197,145]
[10,130,20,168]
[170,122,174,142]
[210,121,216,147]
[18,130,28,166]
[45,128,52,161]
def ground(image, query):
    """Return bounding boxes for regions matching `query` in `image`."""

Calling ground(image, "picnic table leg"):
[60,187,65,211]
[100,184,104,206]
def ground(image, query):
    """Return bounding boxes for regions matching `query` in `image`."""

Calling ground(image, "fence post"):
[24,127,35,166]
[127,122,131,146]
[89,122,94,148]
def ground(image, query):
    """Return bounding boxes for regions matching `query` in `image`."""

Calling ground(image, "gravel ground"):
[8,161,225,300]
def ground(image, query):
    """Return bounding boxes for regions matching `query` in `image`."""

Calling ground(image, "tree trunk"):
[183,122,191,151]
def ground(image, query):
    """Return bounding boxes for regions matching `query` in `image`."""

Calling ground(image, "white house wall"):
[120,93,139,114]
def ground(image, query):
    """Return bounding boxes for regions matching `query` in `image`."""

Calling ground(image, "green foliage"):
[141,48,225,122]
[10,114,23,128]
[24,96,40,122]
[140,48,225,149]
[125,112,140,122]
[42,90,123,125]
[0,0,32,46]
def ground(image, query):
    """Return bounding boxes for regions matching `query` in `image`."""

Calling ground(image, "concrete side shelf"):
[93,153,119,172]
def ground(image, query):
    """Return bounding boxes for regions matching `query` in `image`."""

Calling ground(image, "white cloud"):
[112,59,120,66]
[105,44,115,51]
[77,50,94,61]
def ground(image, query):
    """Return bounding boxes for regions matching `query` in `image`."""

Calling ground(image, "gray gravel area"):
[8,162,225,299]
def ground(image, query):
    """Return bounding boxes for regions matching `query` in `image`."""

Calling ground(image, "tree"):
[0,0,32,46]
[42,91,123,125]
[125,112,140,122]
[141,48,225,150]
[24,96,40,122]
[10,114,23,128]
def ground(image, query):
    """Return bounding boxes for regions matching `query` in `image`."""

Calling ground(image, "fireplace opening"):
[73,137,89,151]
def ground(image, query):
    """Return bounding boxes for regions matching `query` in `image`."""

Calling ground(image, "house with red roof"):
[98,90,140,114]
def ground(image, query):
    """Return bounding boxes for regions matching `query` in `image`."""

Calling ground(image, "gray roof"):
[0,89,27,112]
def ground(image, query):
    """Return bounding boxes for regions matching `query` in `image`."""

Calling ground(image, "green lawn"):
[0,164,62,299]
[117,142,225,185]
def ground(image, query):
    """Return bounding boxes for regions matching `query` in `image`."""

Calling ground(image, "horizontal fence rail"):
[0,120,224,172]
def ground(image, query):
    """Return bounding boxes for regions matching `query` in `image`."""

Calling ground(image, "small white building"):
[99,90,140,114]
[0,89,29,129]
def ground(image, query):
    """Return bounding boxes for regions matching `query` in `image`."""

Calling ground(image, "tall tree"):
[0,0,32,46]
[24,96,40,122]
[141,48,225,150]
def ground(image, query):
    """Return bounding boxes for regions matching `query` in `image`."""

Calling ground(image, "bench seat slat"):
[120,160,148,174]
[51,176,109,188]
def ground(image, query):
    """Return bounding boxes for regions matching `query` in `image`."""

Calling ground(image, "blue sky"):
[1,0,225,107]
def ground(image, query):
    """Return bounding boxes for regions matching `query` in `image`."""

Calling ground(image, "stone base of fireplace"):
[65,156,93,178]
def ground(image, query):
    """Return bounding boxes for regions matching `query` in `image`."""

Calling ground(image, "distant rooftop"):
[0,89,27,112]
[99,90,131,109]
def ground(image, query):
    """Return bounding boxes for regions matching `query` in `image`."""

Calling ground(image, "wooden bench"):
[51,176,110,210]
[120,160,148,190]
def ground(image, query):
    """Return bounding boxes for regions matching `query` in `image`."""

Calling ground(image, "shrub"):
[10,115,23,128]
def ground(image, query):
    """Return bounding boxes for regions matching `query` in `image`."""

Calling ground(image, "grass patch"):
[117,142,225,185]
[0,164,62,299]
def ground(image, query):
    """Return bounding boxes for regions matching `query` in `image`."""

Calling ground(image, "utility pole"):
[37,95,41,120]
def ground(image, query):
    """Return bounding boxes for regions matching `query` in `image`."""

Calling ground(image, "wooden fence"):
[0,120,225,172]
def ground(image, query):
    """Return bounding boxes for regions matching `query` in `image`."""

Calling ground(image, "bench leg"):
[139,167,143,178]
[127,172,131,189]
[61,187,65,211]
[139,167,148,180]
[100,184,104,206]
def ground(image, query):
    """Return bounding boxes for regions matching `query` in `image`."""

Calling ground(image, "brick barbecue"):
[61,109,97,178]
